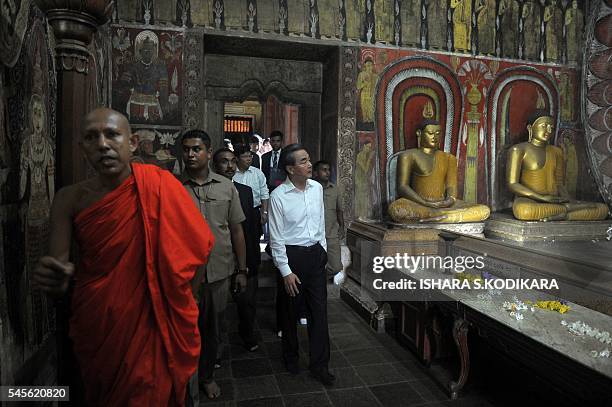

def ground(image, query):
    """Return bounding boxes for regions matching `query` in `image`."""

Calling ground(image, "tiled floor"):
[198,264,498,407]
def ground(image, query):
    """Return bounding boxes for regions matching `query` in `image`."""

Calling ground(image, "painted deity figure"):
[565,0,582,63]
[356,59,377,123]
[476,0,495,54]
[499,0,518,58]
[561,133,578,199]
[122,31,168,122]
[19,94,55,343]
[451,0,472,52]
[507,113,608,221]
[425,0,448,49]
[544,1,561,62]
[523,1,540,60]
[388,121,490,223]
[355,139,376,219]
[20,95,55,225]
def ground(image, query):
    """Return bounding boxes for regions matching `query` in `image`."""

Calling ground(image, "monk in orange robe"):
[33,108,214,406]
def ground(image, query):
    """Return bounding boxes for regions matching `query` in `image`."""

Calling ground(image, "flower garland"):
[502,297,532,321]
[529,300,571,314]
[561,320,612,358]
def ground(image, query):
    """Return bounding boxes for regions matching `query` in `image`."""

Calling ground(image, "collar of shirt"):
[236,166,255,174]
[179,170,224,186]
[282,178,317,193]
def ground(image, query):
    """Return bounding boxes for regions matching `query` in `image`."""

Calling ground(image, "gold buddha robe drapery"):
[512,146,608,221]
[388,151,490,223]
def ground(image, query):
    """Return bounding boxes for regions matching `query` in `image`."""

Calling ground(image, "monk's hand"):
[33,256,74,298]
[283,273,301,297]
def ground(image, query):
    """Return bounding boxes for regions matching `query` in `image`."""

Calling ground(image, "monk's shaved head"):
[80,107,137,181]
[83,107,132,135]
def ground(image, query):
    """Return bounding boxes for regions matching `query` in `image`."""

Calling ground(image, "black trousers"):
[278,243,330,372]
[232,272,259,344]
[198,277,229,383]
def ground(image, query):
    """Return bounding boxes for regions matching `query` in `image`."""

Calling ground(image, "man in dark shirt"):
[249,135,261,169]
[261,130,284,192]
[213,147,261,352]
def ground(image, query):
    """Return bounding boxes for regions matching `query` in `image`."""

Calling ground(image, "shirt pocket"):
[204,199,231,230]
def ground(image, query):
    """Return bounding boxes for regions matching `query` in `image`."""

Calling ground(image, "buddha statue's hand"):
[540,194,569,204]
[424,197,455,209]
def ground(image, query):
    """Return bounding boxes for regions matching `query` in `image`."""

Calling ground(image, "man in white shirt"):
[268,143,334,386]
[232,144,270,227]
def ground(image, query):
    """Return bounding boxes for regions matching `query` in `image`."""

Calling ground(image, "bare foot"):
[203,381,221,399]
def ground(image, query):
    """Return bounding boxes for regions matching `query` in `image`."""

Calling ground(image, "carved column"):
[33,0,112,186]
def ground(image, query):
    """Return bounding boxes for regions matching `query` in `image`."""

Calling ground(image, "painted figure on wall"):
[507,112,608,221]
[426,0,448,49]
[357,59,377,124]
[19,94,54,344]
[499,0,518,58]
[451,0,472,52]
[388,121,490,223]
[132,128,179,171]
[476,0,495,55]
[355,138,376,219]
[523,1,540,60]
[560,132,578,199]
[565,0,582,63]
[401,0,420,46]
[544,1,562,62]
[375,0,393,43]
[112,28,183,126]
[558,72,574,122]
[122,31,168,121]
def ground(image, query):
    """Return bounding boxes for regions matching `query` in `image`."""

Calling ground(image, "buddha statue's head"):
[416,120,441,150]
[527,112,554,145]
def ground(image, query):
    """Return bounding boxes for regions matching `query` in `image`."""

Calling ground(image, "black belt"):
[286,243,321,252]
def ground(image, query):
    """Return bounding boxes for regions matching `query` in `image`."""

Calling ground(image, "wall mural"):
[132,127,182,173]
[0,0,30,68]
[583,0,612,211]
[1,3,57,384]
[354,131,381,220]
[111,26,184,126]
[356,45,591,219]
[116,0,586,64]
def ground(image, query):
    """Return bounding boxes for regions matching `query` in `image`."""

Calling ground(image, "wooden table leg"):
[449,317,470,400]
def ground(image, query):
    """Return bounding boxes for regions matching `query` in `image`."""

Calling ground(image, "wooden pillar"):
[33,1,112,186]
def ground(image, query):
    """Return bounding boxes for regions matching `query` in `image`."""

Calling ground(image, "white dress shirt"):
[233,166,270,207]
[269,178,327,277]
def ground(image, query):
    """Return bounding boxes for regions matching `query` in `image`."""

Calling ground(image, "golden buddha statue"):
[507,113,609,221]
[388,121,491,223]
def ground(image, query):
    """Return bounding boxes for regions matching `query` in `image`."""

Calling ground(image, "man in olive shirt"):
[179,130,248,400]
[313,161,345,279]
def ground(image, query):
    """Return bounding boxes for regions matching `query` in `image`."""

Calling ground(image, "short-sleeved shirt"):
[322,182,341,239]
[179,171,245,283]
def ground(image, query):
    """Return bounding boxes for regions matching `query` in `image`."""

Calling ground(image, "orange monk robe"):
[71,164,214,406]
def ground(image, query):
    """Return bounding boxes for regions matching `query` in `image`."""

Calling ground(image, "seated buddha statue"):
[388,121,491,223]
[507,112,609,221]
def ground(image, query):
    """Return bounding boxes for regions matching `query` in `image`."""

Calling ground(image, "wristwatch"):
[262,211,268,214]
